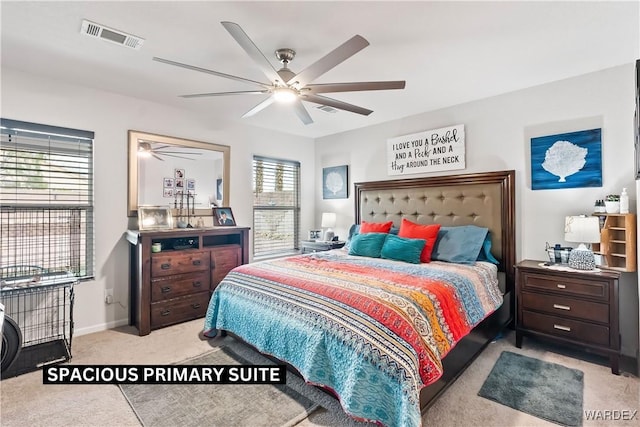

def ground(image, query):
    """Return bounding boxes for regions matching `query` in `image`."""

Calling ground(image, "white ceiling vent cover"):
[315,105,338,114]
[80,19,144,50]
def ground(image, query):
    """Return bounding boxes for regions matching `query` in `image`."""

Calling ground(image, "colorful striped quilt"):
[203,250,502,427]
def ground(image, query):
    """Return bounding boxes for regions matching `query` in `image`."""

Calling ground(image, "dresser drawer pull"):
[192,260,202,266]
[553,324,571,332]
[161,286,171,293]
[160,309,171,317]
[191,303,201,309]
[161,263,171,270]
[556,284,566,289]
[192,281,202,288]
[553,304,571,311]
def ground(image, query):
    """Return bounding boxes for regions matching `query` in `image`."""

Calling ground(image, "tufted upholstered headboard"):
[354,170,516,291]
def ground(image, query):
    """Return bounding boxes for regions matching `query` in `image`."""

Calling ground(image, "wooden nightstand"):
[301,240,345,254]
[515,259,621,374]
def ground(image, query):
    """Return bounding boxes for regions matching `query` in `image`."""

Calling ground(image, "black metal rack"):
[1,271,75,379]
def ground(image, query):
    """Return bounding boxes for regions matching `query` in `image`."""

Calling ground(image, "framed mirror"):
[128,130,230,217]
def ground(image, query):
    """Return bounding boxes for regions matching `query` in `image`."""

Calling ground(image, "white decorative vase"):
[604,201,620,214]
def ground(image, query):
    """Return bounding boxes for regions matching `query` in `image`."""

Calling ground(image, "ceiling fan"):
[152,21,406,125]
[137,140,201,161]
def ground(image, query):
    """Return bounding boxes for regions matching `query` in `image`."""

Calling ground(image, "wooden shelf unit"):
[592,213,636,272]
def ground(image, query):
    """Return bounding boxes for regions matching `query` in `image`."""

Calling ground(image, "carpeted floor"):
[478,351,584,426]
[0,319,637,426]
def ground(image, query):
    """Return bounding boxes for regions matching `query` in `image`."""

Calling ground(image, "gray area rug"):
[120,345,318,427]
[478,350,584,426]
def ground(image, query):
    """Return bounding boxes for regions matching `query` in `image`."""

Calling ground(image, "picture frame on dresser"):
[138,205,173,230]
[213,207,236,226]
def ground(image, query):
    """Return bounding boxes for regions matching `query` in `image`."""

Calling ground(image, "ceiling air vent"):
[315,105,338,114]
[80,19,144,50]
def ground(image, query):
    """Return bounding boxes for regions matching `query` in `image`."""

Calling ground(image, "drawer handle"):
[192,260,202,266]
[161,286,171,293]
[192,281,202,288]
[553,324,571,332]
[553,304,571,311]
[191,303,201,309]
[161,263,171,270]
[160,309,171,317]
[556,284,566,289]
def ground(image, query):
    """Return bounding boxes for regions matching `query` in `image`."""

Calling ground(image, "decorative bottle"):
[620,188,629,214]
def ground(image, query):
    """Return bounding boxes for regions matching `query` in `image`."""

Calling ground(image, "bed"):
[204,170,516,427]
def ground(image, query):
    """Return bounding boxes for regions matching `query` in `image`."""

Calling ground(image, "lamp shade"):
[564,216,600,244]
[321,212,337,228]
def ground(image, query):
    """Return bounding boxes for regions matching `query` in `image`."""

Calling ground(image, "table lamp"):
[564,215,601,270]
[321,212,337,241]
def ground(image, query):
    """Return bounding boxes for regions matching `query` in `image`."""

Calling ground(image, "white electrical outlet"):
[104,288,114,304]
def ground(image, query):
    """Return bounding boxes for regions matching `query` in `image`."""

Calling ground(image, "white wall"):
[315,64,639,358]
[1,67,316,336]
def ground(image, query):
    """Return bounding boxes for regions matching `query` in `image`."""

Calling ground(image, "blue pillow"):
[432,225,490,264]
[345,223,399,250]
[476,231,500,264]
[348,232,388,258]
[380,234,426,264]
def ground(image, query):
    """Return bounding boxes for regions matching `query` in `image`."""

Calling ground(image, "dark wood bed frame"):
[353,170,516,411]
[225,169,516,415]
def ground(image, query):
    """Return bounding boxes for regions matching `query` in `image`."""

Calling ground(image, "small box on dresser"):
[515,260,621,374]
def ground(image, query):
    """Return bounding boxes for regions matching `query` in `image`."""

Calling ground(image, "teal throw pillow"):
[380,234,426,264]
[348,232,387,258]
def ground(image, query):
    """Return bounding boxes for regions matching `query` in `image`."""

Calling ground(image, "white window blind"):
[0,118,95,280]
[252,156,300,258]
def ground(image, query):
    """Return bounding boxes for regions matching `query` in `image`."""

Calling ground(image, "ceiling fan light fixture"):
[273,87,298,103]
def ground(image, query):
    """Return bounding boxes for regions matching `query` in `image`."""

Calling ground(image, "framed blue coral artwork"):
[531,128,602,190]
[323,165,348,199]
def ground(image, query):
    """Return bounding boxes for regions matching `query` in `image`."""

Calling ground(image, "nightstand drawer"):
[521,292,609,323]
[522,310,609,347]
[521,273,608,301]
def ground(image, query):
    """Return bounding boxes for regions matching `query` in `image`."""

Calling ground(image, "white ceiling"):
[1,1,638,139]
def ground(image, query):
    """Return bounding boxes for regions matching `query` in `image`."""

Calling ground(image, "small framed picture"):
[175,178,185,188]
[309,229,322,240]
[187,178,196,190]
[175,168,185,179]
[163,177,174,188]
[163,188,174,198]
[213,207,236,226]
[138,205,173,230]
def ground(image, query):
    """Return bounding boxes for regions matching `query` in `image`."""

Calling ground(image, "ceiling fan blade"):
[302,94,373,116]
[221,21,282,84]
[153,151,202,155]
[156,153,199,161]
[292,99,313,125]
[153,57,271,89]
[181,90,270,99]
[288,35,369,88]
[241,96,276,118]
[304,81,406,94]
[151,153,164,161]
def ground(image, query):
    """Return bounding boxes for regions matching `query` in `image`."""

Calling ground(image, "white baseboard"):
[74,318,129,337]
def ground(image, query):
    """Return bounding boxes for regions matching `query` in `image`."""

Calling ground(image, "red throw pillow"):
[360,220,393,234]
[398,218,441,262]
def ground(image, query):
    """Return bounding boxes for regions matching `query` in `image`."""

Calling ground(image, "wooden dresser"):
[127,227,250,336]
[515,259,620,374]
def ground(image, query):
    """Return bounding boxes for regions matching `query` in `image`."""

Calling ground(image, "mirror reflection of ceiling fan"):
[137,140,202,161]
[152,21,406,125]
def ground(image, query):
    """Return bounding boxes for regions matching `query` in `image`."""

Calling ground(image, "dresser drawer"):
[150,292,209,329]
[521,272,608,301]
[151,271,210,302]
[151,252,210,277]
[521,292,609,324]
[521,310,609,347]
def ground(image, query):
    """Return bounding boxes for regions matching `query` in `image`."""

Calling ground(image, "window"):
[0,118,94,280]
[252,156,300,258]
